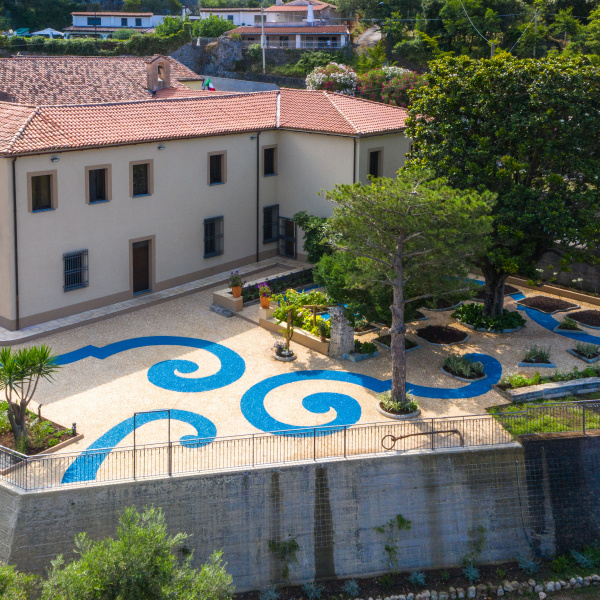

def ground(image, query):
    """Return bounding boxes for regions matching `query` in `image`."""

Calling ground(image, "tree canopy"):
[322,168,493,402]
[406,53,600,315]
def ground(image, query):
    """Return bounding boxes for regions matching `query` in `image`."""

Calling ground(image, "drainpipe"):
[353,137,357,183]
[12,157,20,331]
[256,131,261,263]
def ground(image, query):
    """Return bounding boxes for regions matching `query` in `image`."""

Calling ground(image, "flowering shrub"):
[357,67,427,107]
[305,63,357,95]
[257,283,272,298]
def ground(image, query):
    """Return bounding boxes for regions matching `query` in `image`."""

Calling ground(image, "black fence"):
[1,401,598,492]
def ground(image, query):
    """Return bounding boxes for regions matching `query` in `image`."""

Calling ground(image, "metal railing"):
[1,401,598,492]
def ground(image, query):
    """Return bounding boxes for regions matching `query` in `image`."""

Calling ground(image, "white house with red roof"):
[0,56,409,331]
[64,11,166,39]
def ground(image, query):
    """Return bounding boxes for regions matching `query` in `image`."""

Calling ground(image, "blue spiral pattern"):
[62,409,217,483]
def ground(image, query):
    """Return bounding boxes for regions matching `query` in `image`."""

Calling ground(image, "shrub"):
[559,317,581,330]
[259,585,280,600]
[515,550,540,575]
[305,63,357,95]
[112,28,138,40]
[341,579,360,598]
[302,581,324,600]
[444,354,485,378]
[379,390,418,414]
[356,66,413,102]
[354,340,377,355]
[246,43,262,62]
[571,549,598,570]
[452,303,526,333]
[0,409,10,434]
[408,570,426,587]
[192,15,237,38]
[381,71,428,107]
[463,563,480,583]
[28,418,54,448]
[551,554,573,574]
[523,345,552,363]
[575,341,600,358]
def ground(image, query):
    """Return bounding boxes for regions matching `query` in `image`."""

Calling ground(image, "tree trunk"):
[390,282,407,403]
[481,262,509,317]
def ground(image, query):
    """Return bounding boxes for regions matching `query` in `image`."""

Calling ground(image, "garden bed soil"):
[235,561,570,600]
[554,323,585,333]
[567,349,600,364]
[416,325,469,345]
[377,402,421,419]
[374,335,418,351]
[474,283,520,300]
[0,416,74,456]
[441,365,485,380]
[426,297,463,310]
[569,310,600,328]
[516,296,579,314]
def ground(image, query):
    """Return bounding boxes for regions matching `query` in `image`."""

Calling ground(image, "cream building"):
[0,57,410,331]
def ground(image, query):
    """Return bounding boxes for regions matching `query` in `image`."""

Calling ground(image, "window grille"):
[63,250,89,291]
[263,204,279,243]
[204,217,224,258]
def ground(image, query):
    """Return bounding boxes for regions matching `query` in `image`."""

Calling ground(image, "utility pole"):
[533,6,538,58]
[490,41,495,57]
[94,8,98,55]
[261,0,266,74]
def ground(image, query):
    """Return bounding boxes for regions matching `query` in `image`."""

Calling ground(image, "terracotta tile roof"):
[0,56,202,105]
[230,25,348,34]
[197,7,261,11]
[0,89,408,156]
[71,12,153,16]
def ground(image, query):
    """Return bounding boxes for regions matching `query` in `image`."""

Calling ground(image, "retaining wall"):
[0,444,541,591]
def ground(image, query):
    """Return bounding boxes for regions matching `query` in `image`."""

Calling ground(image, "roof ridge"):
[6,106,41,154]
[31,90,277,110]
[322,90,359,134]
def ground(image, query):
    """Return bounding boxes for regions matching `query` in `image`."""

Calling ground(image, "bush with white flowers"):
[305,62,358,95]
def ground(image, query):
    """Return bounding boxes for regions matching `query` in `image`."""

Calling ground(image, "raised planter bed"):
[516,295,579,314]
[376,403,422,420]
[517,360,557,369]
[440,365,486,382]
[354,324,381,337]
[424,301,463,312]
[343,350,379,362]
[461,321,523,334]
[373,335,420,353]
[473,284,520,301]
[274,352,297,362]
[492,377,600,402]
[505,276,600,308]
[259,317,329,355]
[553,324,587,335]
[567,349,600,364]
[415,325,469,346]
[568,310,600,330]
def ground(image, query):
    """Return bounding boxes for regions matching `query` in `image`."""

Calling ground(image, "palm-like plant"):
[0,345,60,450]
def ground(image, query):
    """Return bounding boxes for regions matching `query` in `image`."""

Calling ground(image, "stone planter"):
[517,361,557,369]
[440,366,486,383]
[566,349,600,364]
[460,321,523,334]
[376,404,422,420]
[492,377,600,402]
[231,286,242,298]
[424,301,463,312]
[260,296,271,309]
[553,326,587,335]
[342,350,379,362]
[274,351,297,362]
[414,332,470,346]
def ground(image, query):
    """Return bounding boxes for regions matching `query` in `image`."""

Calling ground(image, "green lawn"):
[488,394,600,436]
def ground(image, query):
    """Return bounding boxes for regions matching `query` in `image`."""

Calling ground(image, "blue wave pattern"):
[240,354,502,435]
[514,295,600,344]
[62,409,217,483]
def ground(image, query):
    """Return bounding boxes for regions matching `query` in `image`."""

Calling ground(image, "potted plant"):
[317,319,329,342]
[274,308,296,361]
[229,271,244,298]
[257,282,272,309]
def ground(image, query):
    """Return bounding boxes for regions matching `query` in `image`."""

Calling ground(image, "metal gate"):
[278,216,296,258]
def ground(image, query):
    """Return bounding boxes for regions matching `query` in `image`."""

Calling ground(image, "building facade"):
[0,60,409,331]
[64,12,165,39]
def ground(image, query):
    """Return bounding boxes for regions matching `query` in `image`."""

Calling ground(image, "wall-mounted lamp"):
[157,144,165,150]
[50,156,59,163]
[250,135,257,141]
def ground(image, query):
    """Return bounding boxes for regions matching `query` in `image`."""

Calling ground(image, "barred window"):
[204,217,224,258]
[263,204,279,243]
[63,250,89,292]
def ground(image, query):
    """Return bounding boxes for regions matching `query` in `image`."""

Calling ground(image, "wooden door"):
[132,240,150,294]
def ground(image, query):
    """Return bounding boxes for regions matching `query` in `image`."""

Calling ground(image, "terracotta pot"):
[260,296,271,309]
[231,285,242,298]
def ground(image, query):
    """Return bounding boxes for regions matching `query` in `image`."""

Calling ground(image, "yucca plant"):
[0,345,60,450]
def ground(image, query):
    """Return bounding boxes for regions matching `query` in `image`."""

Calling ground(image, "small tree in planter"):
[228,271,245,298]
[0,345,60,451]
[274,308,296,360]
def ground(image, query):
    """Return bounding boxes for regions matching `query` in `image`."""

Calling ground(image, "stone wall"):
[0,444,539,592]
[536,248,600,295]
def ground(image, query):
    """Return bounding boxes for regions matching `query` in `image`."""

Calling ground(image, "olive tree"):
[323,168,493,402]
